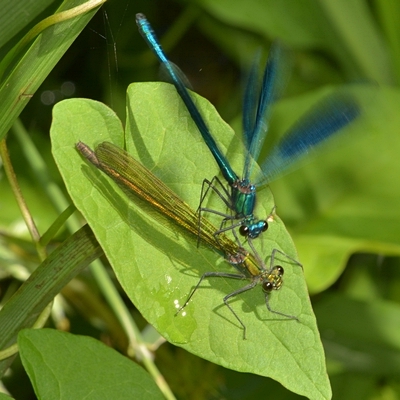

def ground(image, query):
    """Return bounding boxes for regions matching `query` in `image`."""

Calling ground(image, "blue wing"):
[242,51,262,149]
[255,92,361,186]
[243,43,291,181]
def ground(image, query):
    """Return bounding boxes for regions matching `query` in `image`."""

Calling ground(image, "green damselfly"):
[76,141,301,338]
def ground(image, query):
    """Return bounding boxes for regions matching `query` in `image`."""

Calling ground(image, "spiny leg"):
[262,248,303,321]
[197,176,237,247]
[222,280,258,339]
[269,248,303,273]
[175,271,247,316]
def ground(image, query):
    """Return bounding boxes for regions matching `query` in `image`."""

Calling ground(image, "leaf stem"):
[0,0,108,82]
[0,139,46,261]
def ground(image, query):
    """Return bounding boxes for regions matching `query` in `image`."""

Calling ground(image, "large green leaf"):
[19,329,163,399]
[51,83,329,399]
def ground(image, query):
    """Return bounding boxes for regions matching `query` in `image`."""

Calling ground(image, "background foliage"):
[1,0,400,399]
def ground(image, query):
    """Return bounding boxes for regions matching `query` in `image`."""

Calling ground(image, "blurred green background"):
[1,0,400,398]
